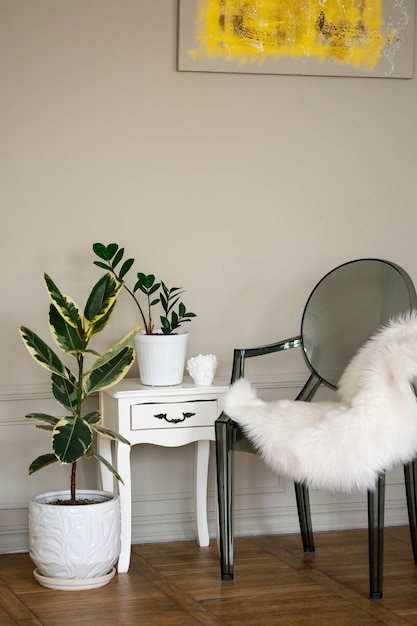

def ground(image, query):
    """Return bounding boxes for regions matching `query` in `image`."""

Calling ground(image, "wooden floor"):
[1,527,417,625]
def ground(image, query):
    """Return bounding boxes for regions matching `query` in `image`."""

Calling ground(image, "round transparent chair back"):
[301,259,417,389]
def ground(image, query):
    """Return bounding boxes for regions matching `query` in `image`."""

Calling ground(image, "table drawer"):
[131,399,218,430]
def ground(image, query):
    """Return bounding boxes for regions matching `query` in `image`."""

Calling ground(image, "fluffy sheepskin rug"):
[223,313,417,493]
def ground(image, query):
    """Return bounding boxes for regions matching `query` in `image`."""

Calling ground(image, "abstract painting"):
[178,0,415,77]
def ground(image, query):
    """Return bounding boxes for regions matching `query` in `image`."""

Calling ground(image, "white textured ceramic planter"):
[28,490,120,589]
[135,331,188,385]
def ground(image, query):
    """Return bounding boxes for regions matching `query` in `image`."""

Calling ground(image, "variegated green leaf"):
[91,423,130,446]
[87,300,116,338]
[83,410,101,425]
[84,273,121,324]
[19,327,69,378]
[49,304,84,353]
[90,326,142,371]
[52,416,92,464]
[44,274,83,333]
[51,372,78,413]
[84,346,135,395]
[92,451,125,484]
[28,453,58,475]
[25,413,60,426]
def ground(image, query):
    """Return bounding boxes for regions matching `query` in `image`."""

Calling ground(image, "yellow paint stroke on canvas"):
[189,0,393,69]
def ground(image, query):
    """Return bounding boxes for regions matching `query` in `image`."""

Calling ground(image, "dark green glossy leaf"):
[137,274,156,290]
[166,296,180,314]
[93,260,111,271]
[112,247,124,268]
[148,283,160,295]
[93,242,118,261]
[160,317,170,333]
[119,258,134,279]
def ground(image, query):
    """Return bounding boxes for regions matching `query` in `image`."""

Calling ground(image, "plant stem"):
[99,260,149,332]
[121,283,148,331]
[71,462,77,505]
[71,350,84,504]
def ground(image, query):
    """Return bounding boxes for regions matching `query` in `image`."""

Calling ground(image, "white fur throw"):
[223,313,417,493]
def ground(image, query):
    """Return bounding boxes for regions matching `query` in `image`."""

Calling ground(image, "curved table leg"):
[116,442,132,573]
[194,439,210,547]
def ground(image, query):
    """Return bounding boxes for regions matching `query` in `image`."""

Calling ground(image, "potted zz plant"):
[92,242,197,386]
[19,272,141,590]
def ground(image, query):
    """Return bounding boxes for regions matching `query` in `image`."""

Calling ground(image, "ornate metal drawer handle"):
[154,411,196,424]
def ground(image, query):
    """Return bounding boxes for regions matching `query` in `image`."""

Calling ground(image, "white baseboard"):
[0,490,410,555]
[130,491,410,545]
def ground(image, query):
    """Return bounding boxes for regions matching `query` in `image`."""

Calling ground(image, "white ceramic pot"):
[135,331,188,386]
[28,490,120,589]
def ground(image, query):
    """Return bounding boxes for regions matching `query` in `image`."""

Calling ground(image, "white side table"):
[98,376,228,573]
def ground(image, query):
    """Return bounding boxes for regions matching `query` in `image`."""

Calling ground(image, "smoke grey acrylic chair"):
[215,258,417,599]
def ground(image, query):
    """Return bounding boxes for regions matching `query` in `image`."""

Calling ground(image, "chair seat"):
[224,314,417,491]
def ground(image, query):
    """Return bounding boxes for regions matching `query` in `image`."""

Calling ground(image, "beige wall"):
[1,1,416,551]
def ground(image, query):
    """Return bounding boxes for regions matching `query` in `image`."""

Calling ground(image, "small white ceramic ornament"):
[187,354,218,386]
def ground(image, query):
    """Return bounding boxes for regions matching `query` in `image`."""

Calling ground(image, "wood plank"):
[1,528,417,625]
[0,578,42,625]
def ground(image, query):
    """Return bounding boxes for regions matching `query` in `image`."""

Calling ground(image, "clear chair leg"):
[294,482,315,553]
[368,474,385,600]
[215,415,236,581]
[404,460,417,565]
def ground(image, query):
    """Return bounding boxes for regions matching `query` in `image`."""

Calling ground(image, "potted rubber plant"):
[92,242,197,386]
[19,271,141,590]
